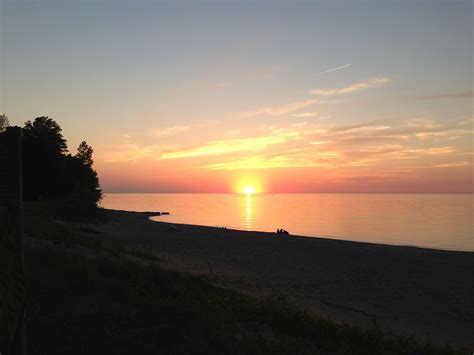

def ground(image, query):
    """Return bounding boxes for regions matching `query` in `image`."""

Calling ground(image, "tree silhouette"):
[76,141,94,167]
[0,114,9,132]
[23,117,68,155]
[22,117,68,200]
[22,116,102,207]
[72,141,102,207]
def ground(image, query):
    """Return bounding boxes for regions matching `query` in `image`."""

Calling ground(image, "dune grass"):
[23,202,460,354]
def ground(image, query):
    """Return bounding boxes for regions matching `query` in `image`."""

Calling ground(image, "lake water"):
[101,194,473,252]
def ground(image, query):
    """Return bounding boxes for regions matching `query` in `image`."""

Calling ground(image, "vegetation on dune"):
[21,116,102,207]
[24,203,460,355]
[0,113,9,131]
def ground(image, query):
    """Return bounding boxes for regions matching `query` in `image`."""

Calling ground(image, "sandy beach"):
[86,209,474,349]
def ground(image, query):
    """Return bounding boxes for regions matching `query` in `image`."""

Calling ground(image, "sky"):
[1,0,473,193]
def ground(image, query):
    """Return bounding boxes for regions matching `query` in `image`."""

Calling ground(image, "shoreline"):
[151,217,474,254]
[106,207,474,254]
[90,208,474,349]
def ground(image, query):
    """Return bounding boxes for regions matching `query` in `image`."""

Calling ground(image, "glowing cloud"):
[310,77,391,96]
[290,112,319,118]
[160,131,303,159]
[240,99,319,118]
[152,125,191,137]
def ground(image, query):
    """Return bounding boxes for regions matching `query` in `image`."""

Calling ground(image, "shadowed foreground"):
[24,202,473,353]
[28,248,458,355]
[98,209,474,349]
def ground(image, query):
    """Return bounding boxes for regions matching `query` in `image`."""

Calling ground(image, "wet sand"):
[93,209,473,349]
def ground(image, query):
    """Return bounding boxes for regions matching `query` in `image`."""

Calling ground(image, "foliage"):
[67,151,103,208]
[22,117,68,200]
[0,113,9,131]
[22,116,102,207]
[23,117,68,156]
[76,141,94,167]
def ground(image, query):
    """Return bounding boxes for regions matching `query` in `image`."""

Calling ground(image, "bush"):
[22,116,102,207]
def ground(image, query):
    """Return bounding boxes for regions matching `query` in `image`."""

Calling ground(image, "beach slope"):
[88,209,474,349]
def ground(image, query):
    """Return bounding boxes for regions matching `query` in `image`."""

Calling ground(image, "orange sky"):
[4,1,473,193]
[96,114,473,193]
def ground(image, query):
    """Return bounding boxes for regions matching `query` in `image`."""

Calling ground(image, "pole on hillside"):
[0,127,27,355]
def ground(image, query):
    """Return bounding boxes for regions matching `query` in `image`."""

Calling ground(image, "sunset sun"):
[243,185,255,195]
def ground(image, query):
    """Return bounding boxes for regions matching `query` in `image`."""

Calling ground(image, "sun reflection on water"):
[244,194,253,230]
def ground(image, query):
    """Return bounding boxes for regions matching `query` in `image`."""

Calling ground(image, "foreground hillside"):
[24,202,465,354]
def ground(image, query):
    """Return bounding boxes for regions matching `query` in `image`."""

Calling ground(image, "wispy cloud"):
[290,112,319,118]
[160,130,303,160]
[310,77,391,96]
[98,132,172,163]
[240,98,320,118]
[152,125,191,137]
[176,117,472,171]
[204,153,334,171]
[318,64,352,75]
[431,161,470,168]
[405,91,473,101]
[100,117,473,176]
[239,76,389,120]
[292,121,308,128]
[100,142,163,163]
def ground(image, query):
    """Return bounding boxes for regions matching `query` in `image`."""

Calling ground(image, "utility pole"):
[0,127,27,355]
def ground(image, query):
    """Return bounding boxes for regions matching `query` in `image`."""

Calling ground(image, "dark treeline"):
[20,116,102,208]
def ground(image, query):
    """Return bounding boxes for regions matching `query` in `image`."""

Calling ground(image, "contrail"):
[318,64,352,75]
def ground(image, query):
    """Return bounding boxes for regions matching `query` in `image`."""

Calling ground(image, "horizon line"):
[102,191,474,195]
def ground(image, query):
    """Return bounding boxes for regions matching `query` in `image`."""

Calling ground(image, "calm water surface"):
[101,194,473,251]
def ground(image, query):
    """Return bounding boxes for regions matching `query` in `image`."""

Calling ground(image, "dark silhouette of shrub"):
[22,116,102,207]
[0,113,9,131]
[76,141,94,167]
[72,141,102,208]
